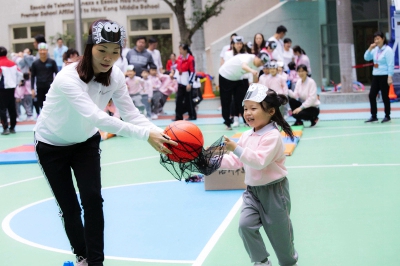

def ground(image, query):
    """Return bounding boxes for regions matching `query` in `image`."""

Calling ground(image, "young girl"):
[125,65,145,113]
[15,72,34,121]
[158,69,178,115]
[262,61,288,117]
[219,83,298,266]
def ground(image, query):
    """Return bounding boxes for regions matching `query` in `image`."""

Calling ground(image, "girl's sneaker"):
[254,261,271,266]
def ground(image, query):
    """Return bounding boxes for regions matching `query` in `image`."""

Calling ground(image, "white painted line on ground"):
[1,181,194,264]
[0,176,43,189]
[301,130,400,140]
[0,156,161,190]
[287,163,400,169]
[192,197,243,266]
[0,137,33,141]
[101,155,159,166]
[306,124,400,130]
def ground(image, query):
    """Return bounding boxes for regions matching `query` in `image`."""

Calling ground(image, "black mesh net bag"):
[159,136,225,182]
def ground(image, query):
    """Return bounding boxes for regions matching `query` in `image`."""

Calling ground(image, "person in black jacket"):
[30,43,58,112]
[126,36,156,77]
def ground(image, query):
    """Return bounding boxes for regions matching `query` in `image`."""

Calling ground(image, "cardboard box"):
[204,168,246,190]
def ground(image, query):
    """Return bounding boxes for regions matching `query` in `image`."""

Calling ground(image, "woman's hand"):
[293,107,302,114]
[186,84,192,92]
[223,135,237,152]
[147,129,178,154]
[388,76,393,85]
[368,43,377,51]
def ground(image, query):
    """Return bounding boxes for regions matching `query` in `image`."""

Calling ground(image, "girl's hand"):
[223,135,237,152]
[147,129,178,154]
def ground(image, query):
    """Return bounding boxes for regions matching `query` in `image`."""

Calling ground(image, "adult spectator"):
[31,43,58,111]
[33,34,47,59]
[282,38,294,72]
[126,36,156,76]
[173,44,196,121]
[165,53,177,71]
[364,31,394,123]
[62,48,80,68]
[252,33,266,55]
[54,38,68,71]
[288,64,320,127]
[0,46,22,135]
[16,48,35,73]
[218,51,270,130]
[293,45,312,76]
[220,33,237,66]
[147,37,163,73]
[268,25,287,62]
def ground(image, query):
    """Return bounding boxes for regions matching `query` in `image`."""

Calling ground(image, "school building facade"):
[0,0,392,87]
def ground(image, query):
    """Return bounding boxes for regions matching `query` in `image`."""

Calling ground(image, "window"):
[128,16,173,66]
[130,19,148,31]
[10,24,45,53]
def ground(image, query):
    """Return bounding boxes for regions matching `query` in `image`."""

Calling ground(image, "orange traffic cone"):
[389,84,397,100]
[202,76,215,99]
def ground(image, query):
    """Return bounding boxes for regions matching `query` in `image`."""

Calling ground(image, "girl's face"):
[269,67,277,76]
[126,70,135,78]
[284,41,291,50]
[179,46,187,55]
[92,43,120,75]
[255,34,263,46]
[170,54,176,61]
[233,42,243,52]
[294,51,300,56]
[262,67,269,75]
[243,101,274,131]
[374,36,384,47]
[297,67,308,80]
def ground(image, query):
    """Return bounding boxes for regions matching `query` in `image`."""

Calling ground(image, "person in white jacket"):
[288,64,320,127]
[33,19,177,266]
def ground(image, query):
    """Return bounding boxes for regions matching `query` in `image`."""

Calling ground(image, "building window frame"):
[10,23,45,53]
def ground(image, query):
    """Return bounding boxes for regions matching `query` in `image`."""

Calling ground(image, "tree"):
[162,0,229,45]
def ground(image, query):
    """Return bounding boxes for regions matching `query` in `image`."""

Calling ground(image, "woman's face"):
[92,43,120,75]
[374,36,384,47]
[33,40,38,49]
[170,54,176,61]
[297,67,308,80]
[255,34,263,46]
[284,41,291,50]
[233,42,243,52]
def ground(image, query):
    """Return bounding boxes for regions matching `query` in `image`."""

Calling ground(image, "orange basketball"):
[164,121,204,163]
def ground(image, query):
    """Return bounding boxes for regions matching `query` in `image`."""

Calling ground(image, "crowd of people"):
[218,25,319,130]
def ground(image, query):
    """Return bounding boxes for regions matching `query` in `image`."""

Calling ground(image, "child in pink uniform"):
[158,69,178,115]
[125,65,145,113]
[219,83,298,266]
[262,61,288,117]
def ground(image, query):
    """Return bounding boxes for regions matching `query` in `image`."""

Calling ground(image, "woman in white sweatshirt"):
[33,19,177,266]
[288,64,320,127]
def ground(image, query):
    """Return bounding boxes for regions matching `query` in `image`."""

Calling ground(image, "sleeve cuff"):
[233,145,244,158]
